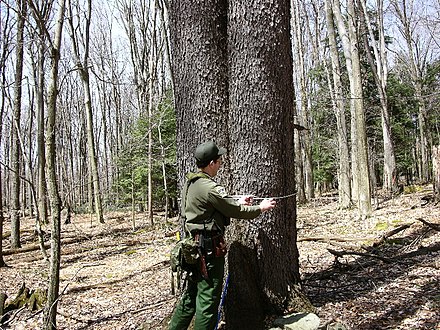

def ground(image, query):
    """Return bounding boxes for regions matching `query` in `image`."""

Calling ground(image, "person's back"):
[169,141,276,330]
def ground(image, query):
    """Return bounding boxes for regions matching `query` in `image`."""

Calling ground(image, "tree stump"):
[1,283,47,320]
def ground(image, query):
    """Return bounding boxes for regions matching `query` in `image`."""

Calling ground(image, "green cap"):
[194,141,226,166]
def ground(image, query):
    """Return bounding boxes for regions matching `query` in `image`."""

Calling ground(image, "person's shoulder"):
[194,176,216,189]
[211,184,228,198]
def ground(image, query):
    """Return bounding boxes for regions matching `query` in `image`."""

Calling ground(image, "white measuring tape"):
[230,192,297,200]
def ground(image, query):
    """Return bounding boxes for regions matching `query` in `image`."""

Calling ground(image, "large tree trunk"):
[324,0,351,208]
[42,1,66,328]
[170,1,305,327]
[169,0,229,188]
[226,0,303,328]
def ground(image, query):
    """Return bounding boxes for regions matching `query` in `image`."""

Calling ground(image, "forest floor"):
[1,186,439,330]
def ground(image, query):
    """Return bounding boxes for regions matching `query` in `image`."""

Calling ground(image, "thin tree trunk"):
[347,0,371,218]
[131,168,136,231]
[331,0,371,218]
[158,123,169,222]
[291,0,314,200]
[69,0,104,223]
[10,0,27,249]
[290,0,307,203]
[0,169,5,267]
[43,0,66,328]
[0,0,12,267]
[360,0,397,194]
[416,85,430,182]
[433,146,440,201]
[324,0,351,208]
[37,31,48,224]
[147,0,158,225]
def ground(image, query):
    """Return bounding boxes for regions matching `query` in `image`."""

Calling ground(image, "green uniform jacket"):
[182,172,261,233]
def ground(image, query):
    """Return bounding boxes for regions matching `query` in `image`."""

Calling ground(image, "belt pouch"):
[213,235,227,257]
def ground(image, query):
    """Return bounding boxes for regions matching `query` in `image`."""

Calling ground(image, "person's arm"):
[238,195,276,212]
[259,198,276,212]
[208,189,275,219]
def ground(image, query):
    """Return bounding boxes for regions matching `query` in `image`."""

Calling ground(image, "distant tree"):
[10,0,27,249]
[433,145,440,201]
[0,0,14,267]
[31,2,49,224]
[331,0,372,218]
[67,0,104,223]
[386,73,418,184]
[291,0,314,201]
[113,94,176,220]
[391,0,435,183]
[324,0,352,208]
[360,0,397,194]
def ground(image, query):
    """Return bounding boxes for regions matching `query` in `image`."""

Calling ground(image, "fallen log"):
[3,237,80,256]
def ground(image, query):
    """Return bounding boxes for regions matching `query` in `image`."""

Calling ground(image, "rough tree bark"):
[226,0,306,328]
[170,1,307,327]
[169,0,229,188]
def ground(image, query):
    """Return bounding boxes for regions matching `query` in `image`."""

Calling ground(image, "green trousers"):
[169,256,225,330]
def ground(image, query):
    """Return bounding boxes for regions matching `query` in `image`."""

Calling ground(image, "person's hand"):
[259,198,276,212]
[238,195,254,206]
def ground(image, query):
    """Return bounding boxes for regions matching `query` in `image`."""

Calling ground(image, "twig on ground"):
[372,223,413,247]
[327,248,392,263]
[298,236,374,243]
[416,218,440,231]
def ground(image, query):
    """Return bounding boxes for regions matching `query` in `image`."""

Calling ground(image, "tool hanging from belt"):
[194,230,228,280]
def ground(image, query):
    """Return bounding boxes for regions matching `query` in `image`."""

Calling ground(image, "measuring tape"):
[230,192,297,200]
